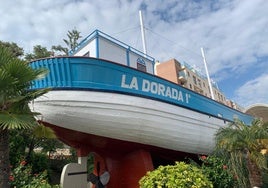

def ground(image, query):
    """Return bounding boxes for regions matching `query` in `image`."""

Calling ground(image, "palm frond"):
[0,69,19,102]
[32,124,56,139]
[249,150,267,170]
[26,88,50,100]
[215,126,244,151]
[4,88,50,106]
[3,59,48,86]
[0,112,38,130]
[0,46,49,131]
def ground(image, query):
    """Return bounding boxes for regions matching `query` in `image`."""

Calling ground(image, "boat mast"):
[201,47,215,100]
[139,10,147,56]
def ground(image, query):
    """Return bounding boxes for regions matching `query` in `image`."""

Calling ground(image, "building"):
[156,58,227,105]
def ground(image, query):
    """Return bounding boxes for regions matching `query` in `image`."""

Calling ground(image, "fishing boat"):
[30,56,253,155]
[30,29,254,188]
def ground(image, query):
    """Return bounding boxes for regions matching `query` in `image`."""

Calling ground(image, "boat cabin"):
[71,29,155,74]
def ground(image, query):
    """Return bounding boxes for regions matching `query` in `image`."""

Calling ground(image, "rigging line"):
[111,26,140,35]
[145,27,203,58]
[134,30,142,50]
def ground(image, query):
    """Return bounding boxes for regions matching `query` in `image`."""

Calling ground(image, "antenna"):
[201,47,215,100]
[139,10,147,56]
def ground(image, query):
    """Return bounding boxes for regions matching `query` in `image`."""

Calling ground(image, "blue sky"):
[0,0,267,108]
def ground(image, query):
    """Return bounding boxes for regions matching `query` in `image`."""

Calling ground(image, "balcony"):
[178,70,187,84]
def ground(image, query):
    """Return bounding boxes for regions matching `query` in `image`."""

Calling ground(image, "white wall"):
[73,39,97,57]
[98,38,127,65]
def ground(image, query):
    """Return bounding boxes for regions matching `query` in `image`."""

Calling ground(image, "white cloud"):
[234,74,268,107]
[0,0,267,106]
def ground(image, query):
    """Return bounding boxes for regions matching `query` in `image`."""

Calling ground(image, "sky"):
[0,0,267,108]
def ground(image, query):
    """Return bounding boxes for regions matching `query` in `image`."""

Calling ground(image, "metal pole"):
[201,47,215,100]
[139,10,147,55]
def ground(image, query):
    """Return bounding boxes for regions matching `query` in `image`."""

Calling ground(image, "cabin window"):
[83,51,90,57]
[137,58,147,72]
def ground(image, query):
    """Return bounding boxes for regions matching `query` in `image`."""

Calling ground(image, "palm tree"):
[64,29,82,52]
[52,29,82,55]
[215,119,268,188]
[0,47,49,187]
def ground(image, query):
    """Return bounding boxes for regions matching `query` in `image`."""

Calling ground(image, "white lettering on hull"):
[121,74,190,104]
[121,74,138,90]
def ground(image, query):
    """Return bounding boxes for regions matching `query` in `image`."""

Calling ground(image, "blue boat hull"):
[30,57,253,154]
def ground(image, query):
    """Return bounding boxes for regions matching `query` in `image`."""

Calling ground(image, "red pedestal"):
[44,122,195,188]
[90,150,154,188]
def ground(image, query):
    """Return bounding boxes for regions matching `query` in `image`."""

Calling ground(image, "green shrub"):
[9,160,60,188]
[199,155,238,188]
[139,161,213,188]
[30,153,49,174]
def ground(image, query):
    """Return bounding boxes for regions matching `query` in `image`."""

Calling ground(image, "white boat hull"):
[32,90,227,154]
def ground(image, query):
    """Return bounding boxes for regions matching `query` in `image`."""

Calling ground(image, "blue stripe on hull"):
[30,57,253,125]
